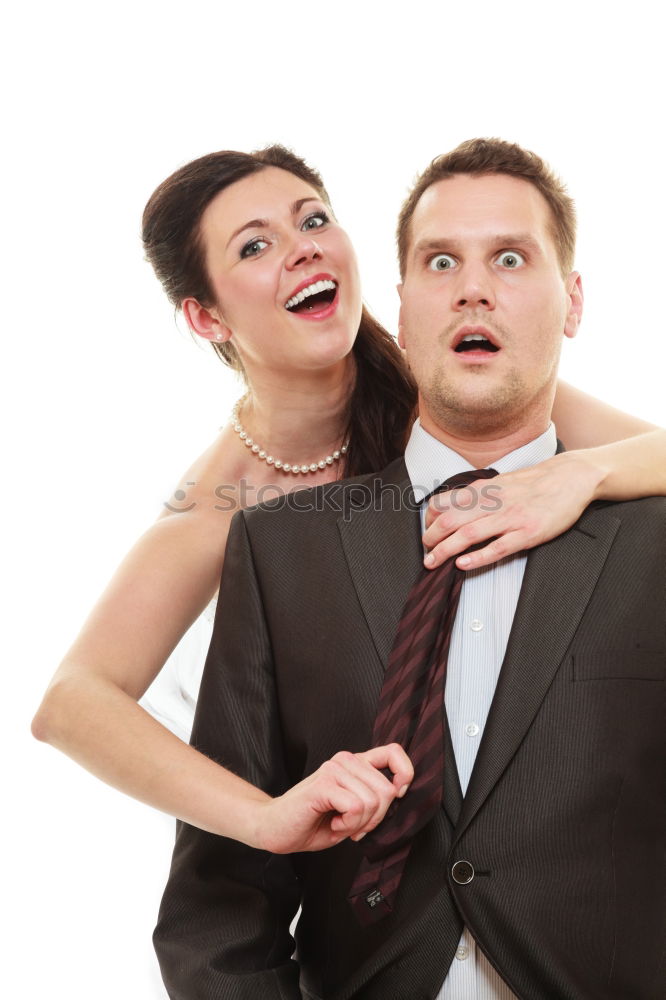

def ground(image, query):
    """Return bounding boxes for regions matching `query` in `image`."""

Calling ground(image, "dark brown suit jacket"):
[155,458,666,1000]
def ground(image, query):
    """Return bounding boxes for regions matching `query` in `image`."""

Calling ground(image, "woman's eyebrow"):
[227,218,267,248]
[290,197,320,214]
[226,198,322,249]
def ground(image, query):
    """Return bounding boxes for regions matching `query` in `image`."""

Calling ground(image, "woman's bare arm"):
[31,507,263,830]
[32,478,412,850]
[422,380,665,568]
[551,378,658,448]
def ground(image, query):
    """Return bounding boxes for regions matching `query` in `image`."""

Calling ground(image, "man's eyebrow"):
[413,234,544,256]
[226,198,323,249]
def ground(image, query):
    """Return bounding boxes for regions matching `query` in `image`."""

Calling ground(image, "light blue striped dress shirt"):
[404,418,558,1000]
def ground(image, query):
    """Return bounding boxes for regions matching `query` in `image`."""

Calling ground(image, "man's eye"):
[497,250,525,268]
[428,254,456,271]
[301,211,329,231]
[240,238,269,259]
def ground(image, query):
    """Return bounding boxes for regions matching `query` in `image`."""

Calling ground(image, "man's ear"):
[182,297,232,344]
[564,273,583,340]
[396,283,406,350]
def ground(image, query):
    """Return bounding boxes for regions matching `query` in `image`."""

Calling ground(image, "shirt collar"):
[404,418,558,503]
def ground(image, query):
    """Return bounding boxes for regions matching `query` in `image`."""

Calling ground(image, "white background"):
[4,1,664,997]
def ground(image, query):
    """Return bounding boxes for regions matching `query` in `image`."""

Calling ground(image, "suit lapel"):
[453,503,621,843]
[337,459,423,668]
[337,458,464,828]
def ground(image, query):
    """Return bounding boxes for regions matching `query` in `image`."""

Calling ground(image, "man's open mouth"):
[285,279,338,313]
[454,333,500,354]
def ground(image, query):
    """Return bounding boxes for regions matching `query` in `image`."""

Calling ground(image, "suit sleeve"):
[153,511,302,999]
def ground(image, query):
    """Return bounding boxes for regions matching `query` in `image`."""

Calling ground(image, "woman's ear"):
[182,298,232,344]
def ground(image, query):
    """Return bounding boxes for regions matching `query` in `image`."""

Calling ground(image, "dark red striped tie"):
[348,468,498,925]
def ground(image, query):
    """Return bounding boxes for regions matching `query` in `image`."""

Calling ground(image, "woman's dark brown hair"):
[142,145,416,476]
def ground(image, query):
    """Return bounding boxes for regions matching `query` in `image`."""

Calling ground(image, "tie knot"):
[431,467,498,499]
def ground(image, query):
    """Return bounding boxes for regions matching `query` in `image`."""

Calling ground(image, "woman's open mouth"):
[284,276,339,319]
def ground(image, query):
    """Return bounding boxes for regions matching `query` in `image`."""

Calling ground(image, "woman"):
[32,144,664,854]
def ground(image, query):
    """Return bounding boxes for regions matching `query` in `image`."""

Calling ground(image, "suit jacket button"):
[451,860,475,885]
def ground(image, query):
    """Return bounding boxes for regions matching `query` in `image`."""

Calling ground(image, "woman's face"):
[196,167,363,375]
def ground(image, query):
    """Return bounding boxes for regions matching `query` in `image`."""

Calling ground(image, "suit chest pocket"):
[572,649,665,681]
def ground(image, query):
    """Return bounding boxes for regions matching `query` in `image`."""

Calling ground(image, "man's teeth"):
[285,279,336,310]
[462,334,490,342]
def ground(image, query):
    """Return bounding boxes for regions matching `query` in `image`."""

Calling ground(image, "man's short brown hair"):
[397,138,576,279]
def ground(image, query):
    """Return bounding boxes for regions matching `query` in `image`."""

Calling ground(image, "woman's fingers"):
[422,458,595,571]
[322,755,389,836]
[424,515,529,568]
[356,742,414,795]
[324,747,412,840]
[424,484,495,531]
[453,531,527,570]
[422,488,500,564]
[259,744,413,853]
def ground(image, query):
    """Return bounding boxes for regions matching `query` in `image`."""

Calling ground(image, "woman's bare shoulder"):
[159,424,248,523]
[53,433,243,698]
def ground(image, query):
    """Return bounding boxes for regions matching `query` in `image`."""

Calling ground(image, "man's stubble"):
[418,321,561,440]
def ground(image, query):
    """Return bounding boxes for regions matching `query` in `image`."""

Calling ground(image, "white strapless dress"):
[140,599,217,743]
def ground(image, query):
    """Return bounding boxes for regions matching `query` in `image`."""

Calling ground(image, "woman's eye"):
[240,238,269,259]
[301,211,329,231]
[429,254,456,271]
[497,250,525,268]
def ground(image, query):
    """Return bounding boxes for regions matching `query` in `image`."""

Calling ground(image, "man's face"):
[398,173,582,438]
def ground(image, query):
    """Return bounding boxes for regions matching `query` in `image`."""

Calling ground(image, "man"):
[154,140,665,999]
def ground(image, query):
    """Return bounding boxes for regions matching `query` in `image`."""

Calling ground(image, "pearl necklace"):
[230,397,348,475]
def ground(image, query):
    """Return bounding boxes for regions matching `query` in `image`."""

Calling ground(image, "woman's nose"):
[286,236,323,270]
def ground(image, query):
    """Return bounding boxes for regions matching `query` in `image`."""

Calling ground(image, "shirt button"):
[470,619,484,632]
[455,946,469,961]
[465,723,480,737]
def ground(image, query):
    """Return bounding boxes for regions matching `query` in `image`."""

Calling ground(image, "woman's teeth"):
[285,279,336,311]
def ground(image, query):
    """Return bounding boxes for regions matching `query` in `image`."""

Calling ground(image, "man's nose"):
[452,263,495,311]
[286,236,323,270]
